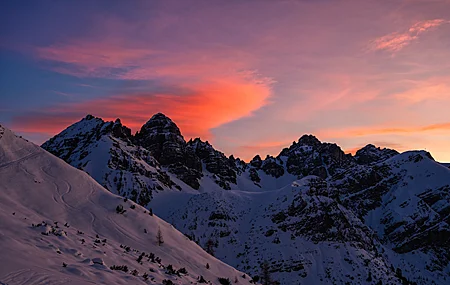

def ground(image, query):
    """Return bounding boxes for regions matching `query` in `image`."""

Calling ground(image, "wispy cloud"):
[368,19,448,53]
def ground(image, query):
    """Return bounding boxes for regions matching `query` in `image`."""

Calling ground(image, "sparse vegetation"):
[218,277,232,285]
[110,265,129,272]
[156,227,164,246]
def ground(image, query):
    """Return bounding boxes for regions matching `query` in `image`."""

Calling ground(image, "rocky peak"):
[135,113,186,164]
[135,113,202,189]
[111,118,132,140]
[355,144,399,165]
[84,114,96,120]
[137,113,185,147]
[298,134,321,147]
[250,155,263,168]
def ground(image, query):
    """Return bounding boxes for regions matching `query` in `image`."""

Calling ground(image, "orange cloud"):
[368,19,448,53]
[12,77,272,141]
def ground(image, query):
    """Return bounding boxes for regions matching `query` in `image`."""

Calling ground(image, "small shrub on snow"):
[116,204,126,214]
[218,277,232,285]
[110,265,128,272]
[166,264,176,275]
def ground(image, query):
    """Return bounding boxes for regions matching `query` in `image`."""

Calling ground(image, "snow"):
[0,125,254,285]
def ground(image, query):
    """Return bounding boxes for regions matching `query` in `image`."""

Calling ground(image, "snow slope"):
[0,125,255,285]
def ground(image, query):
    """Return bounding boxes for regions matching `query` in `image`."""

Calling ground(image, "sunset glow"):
[1,0,450,161]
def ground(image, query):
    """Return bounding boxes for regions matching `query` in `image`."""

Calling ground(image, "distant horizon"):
[1,1,450,162]
[2,113,449,164]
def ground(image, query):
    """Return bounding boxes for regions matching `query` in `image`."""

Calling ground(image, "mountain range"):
[1,113,450,284]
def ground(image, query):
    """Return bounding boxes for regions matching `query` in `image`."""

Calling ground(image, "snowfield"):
[0,125,255,285]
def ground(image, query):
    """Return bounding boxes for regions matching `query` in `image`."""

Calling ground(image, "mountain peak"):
[355,144,399,164]
[83,114,96,121]
[298,134,321,146]
[140,113,182,138]
[147,112,174,124]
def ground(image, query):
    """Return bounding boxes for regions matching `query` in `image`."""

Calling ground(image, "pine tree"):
[206,239,215,256]
[260,261,272,285]
[156,227,164,246]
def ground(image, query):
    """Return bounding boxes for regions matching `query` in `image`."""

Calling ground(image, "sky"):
[1,0,450,162]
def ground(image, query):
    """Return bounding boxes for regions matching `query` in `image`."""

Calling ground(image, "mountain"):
[0,124,256,285]
[41,114,450,284]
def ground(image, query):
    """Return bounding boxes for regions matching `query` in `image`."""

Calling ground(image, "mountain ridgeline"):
[41,113,450,285]
[42,113,401,199]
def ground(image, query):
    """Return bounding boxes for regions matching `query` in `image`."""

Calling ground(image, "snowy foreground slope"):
[42,114,450,285]
[0,125,255,285]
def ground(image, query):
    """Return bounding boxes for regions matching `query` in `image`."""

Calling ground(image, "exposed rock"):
[280,136,354,179]
[261,155,284,178]
[355,144,399,165]
[135,113,202,189]
[188,138,237,189]
[111,118,132,140]
[249,155,262,168]
[249,168,260,184]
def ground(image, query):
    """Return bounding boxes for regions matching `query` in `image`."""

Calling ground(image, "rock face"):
[42,113,450,285]
[261,156,284,178]
[276,135,354,180]
[188,138,237,190]
[135,113,203,189]
[355,144,399,165]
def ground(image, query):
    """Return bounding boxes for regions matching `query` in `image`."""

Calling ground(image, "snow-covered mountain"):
[0,124,257,285]
[41,113,450,284]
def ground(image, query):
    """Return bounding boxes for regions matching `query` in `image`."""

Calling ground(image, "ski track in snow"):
[0,150,41,170]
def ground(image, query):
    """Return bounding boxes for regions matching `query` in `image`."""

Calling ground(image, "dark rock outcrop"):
[280,135,354,179]
[261,155,284,178]
[188,138,238,190]
[250,155,263,168]
[111,118,132,140]
[135,113,203,189]
[354,144,399,165]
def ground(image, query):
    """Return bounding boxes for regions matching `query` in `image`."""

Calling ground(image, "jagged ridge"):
[40,113,450,284]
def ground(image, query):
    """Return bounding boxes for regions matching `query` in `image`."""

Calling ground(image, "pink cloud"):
[368,19,448,52]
